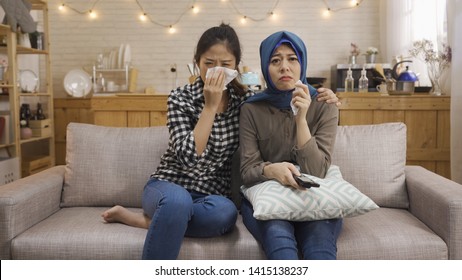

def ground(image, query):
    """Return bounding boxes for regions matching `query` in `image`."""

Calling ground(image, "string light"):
[322,0,364,13]
[58,0,366,29]
[58,0,101,17]
[269,11,278,20]
[191,5,200,14]
[229,0,279,22]
[89,10,97,19]
[133,0,196,33]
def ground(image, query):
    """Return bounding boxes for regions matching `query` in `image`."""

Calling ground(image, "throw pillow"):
[332,122,408,208]
[61,123,169,207]
[240,165,379,221]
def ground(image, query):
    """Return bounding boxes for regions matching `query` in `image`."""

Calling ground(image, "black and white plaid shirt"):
[152,79,252,196]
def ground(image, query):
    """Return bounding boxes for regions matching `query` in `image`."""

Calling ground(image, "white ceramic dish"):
[118,44,124,69]
[112,50,118,69]
[108,51,115,69]
[123,44,131,67]
[19,69,39,93]
[63,69,92,97]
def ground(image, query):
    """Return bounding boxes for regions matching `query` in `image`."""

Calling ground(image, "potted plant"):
[366,47,379,63]
[409,39,451,95]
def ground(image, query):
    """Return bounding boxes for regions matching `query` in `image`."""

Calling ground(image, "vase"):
[20,127,33,140]
[366,54,376,64]
[348,55,357,65]
[427,65,443,96]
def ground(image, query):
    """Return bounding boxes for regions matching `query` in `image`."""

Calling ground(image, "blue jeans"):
[241,197,343,260]
[141,178,238,259]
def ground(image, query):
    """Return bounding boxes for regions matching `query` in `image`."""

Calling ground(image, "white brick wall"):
[48,0,380,97]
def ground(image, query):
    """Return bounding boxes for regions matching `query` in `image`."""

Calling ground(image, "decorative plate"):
[123,44,131,67]
[63,69,92,97]
[19,69,39,93]
[118,44,124,69]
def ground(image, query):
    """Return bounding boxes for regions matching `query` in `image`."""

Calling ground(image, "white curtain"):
[380,0,461,182]
[380,0,448,88]
[447,0,462,183]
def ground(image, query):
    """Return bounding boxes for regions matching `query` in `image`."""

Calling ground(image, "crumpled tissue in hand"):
[205,66,238,90]
[290,80,304,115]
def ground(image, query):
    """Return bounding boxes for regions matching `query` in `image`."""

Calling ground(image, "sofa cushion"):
[10,207,447,260]
[61,123,169,207]
[241,165,379,221]
[337,208,447,259]
[332,122,408,208]
[10,207,265,260]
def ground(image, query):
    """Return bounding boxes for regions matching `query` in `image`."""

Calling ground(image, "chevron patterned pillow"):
[240,165,379,221]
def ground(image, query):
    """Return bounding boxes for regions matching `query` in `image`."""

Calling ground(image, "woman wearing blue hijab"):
[239,31,342,259]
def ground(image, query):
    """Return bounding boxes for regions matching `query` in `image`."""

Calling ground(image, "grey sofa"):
[1,122,461,260]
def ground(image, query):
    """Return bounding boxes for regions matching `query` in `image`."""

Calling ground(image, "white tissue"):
[205,66,238,90]
[290,100,299,116]
[290,80,304,115]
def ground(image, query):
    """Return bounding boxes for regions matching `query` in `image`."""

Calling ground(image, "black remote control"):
[293,174,320,188]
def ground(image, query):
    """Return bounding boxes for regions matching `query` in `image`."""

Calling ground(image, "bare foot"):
[101,205,151,229]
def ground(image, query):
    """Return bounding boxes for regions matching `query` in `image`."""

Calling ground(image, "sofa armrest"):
[406,165,462,260]
[0,165,65,259]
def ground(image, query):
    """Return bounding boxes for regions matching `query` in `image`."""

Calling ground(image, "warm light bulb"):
[192,5,200,14]
[270,11,277,20]
[139,13,147,21]
[351,0,359,7]
[323,8,331,18]
[58,4,65,11]
[240,16,247,24]
[89,10,97,19]
[169,25,176,34]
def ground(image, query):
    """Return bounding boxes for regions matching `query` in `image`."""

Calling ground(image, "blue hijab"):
[246,31,318,109]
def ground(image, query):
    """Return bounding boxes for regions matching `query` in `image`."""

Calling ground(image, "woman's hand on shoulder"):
[316,88,341,106]
[263,162,304,190]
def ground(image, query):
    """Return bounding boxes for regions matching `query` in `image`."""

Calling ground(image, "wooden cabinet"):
[338,93,450,179]
[0,0,54,182]
[53,95,168,165]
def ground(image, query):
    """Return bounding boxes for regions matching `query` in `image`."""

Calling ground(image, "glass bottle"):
[36,102,46,120]
[20,103,31,127]
[344,67,354,92]
[358,66,369,92]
